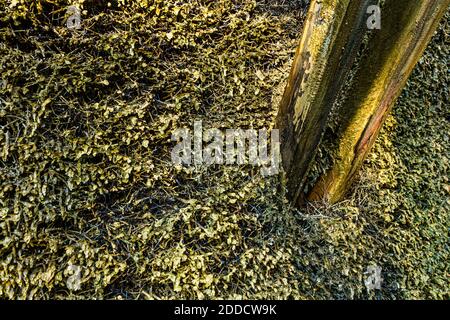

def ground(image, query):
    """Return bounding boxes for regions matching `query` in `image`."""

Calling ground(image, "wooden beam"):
[276,0,376,204]
[308,0,449,203]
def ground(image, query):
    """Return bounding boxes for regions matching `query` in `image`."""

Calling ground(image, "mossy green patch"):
[0,0,448,299]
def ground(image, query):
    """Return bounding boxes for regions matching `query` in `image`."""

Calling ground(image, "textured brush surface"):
[0,1,448,299]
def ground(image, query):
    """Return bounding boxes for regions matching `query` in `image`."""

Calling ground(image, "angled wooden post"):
[276,0,376,204]
[309,0,449,203]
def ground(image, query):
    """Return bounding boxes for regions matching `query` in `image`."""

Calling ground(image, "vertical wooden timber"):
[276,0,376,204]
[308,0,449,203]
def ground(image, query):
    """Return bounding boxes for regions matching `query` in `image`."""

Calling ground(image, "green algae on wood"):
[276,0,376,204]
[309,0,450,203]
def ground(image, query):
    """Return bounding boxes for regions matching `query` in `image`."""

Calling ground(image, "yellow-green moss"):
[0,0,448,300]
